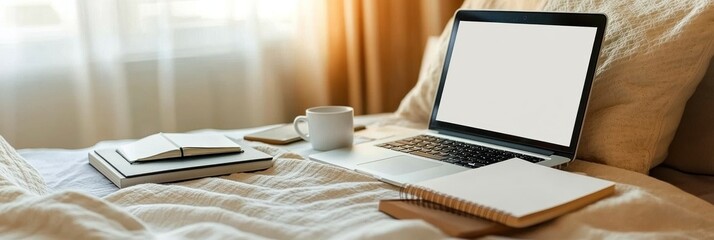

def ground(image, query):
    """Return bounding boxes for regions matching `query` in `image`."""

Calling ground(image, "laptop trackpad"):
[358,156,442,176]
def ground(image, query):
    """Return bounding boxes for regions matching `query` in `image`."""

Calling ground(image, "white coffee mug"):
[293,106,354,151]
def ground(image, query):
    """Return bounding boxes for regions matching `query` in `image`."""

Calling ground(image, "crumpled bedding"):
[1,135,713,239]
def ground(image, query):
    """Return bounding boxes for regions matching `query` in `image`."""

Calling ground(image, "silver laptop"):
[311,10,607,186]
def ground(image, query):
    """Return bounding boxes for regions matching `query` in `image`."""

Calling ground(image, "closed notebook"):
[397,159,615,228]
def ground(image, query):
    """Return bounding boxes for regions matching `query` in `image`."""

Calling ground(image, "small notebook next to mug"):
[380,159,615,231]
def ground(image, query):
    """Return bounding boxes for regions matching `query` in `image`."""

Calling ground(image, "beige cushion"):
[396,0,714,173]
[665,59,714,175]
[650,164,714,204]
[0,135,47,196]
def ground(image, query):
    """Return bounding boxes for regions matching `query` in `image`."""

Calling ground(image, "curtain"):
[324,0,462,115]
[0,0,460,148]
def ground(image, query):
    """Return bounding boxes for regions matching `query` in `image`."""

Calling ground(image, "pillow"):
[664,58,714,175]
[396,0,714,173]
[0,135,47,196]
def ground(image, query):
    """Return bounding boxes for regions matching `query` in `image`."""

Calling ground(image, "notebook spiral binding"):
[400,184,510,224]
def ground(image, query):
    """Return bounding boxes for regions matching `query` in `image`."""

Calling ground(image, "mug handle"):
[293,116,310,141]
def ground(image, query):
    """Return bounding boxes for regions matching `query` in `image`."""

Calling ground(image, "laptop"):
[310,10,607,186]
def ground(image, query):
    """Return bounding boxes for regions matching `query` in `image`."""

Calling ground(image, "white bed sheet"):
[20,147,121,198]
[4,123,714,239]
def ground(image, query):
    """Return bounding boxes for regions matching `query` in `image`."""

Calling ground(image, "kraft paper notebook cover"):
[379,199,513,238]
[386,159,615,228]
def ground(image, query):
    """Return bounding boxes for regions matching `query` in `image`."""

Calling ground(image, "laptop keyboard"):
[375,135,545,169]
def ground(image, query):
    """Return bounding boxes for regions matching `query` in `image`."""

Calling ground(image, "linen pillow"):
[0,135,47,196]
[664,59,714,175]
[395,0,714,173]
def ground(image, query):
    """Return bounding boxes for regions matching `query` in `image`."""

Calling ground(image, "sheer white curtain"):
[0,0,329,148]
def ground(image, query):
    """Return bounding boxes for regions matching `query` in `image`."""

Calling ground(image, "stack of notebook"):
[89,133,273,188]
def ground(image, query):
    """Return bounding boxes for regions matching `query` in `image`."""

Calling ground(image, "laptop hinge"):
[437,129,555,156]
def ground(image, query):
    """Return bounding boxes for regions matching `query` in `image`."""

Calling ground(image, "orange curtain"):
[323,0,463,115]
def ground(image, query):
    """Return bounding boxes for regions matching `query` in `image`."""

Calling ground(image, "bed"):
[2,114,713,239]
[3,0,714,238]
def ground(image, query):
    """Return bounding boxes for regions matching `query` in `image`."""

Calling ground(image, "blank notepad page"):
[414,159,614,218]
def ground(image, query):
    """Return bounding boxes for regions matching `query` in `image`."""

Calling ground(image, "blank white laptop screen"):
[435,21,597,147]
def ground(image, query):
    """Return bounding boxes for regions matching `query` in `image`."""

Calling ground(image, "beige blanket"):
[0,135,712,239]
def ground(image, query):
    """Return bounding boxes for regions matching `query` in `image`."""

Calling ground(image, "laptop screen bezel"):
[428,10,607,159]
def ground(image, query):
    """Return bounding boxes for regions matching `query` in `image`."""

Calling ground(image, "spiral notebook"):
[387,159,615,228]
